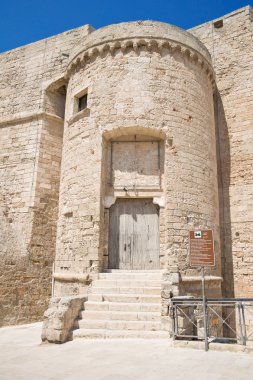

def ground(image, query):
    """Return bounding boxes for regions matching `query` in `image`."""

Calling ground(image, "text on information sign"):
[189,230,215,267]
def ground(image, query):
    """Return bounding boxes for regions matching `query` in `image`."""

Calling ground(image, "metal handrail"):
[171,297,253,351]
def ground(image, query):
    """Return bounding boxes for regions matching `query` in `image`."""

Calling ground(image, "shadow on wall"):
[214,88,234,298]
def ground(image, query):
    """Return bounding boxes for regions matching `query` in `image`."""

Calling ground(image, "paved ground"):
[0,323,253,380]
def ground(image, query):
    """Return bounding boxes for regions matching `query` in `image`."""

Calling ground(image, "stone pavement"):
[0,322,253,380]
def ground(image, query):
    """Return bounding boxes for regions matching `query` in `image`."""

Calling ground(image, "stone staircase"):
[73,270,170,339]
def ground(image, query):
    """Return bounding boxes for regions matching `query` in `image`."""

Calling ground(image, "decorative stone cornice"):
[0,111,64,128]
[53,272,91,284]
[66,37,215,87]
[181,276,223,282]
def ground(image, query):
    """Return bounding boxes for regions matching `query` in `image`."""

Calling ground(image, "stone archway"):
[101,130,166,271]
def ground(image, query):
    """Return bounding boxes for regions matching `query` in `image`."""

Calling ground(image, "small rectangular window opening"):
[214,19,223,29]
[78,93,88,112]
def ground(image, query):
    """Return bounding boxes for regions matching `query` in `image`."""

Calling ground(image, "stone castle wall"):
[0,25,93,325]
[190,6,253,298]
[0,6,252,326]
[53,21,221,297]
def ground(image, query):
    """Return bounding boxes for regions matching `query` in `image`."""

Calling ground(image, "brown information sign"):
[189,230,215,267]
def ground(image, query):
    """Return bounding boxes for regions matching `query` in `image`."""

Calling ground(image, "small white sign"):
[194,231,202,238]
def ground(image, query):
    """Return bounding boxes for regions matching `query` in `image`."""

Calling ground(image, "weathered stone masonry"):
[190,5,253,299]
[55,21,221,299]
[0,25,94,325]
[0,6,252,330]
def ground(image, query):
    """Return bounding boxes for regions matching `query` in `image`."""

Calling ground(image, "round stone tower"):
[53,21,221,299]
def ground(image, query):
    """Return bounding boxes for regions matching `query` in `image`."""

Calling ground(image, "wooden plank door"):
[108,199,160,269]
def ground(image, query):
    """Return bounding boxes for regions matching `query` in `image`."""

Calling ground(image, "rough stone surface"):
[0,24,93,326]
[0,6,252,333]
[190,6,253,298]
[41,295,85,343]
[55,20,220,299]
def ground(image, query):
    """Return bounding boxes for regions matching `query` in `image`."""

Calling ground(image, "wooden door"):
[108,199,160,269]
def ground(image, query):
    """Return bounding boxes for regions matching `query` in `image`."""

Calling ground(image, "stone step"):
[77,319,167,331]
[98,273,163,280]
[94,280,161,288]
[80,310,161,321]
[73,271,166,340]
[88,294,161,303]
[104,270,163,273]
[89,286,161,295]
[73,328,170,339]
[84,301,161,312]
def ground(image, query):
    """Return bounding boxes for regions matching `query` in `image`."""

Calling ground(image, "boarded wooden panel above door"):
[110,141,161,189]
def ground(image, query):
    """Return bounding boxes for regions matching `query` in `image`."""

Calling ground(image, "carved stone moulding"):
[65,21,215,86]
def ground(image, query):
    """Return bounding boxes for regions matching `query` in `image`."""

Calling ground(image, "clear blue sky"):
[1,0,252,53]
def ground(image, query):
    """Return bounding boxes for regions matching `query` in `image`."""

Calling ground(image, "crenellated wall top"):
[66,21,215,82]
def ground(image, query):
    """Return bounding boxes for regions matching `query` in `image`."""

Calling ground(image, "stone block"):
[41,295,86,343]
